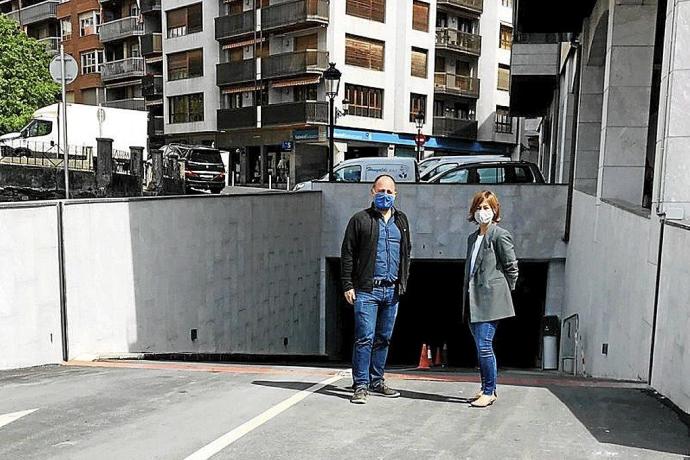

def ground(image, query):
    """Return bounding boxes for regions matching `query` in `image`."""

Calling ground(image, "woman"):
[462,190,519,408]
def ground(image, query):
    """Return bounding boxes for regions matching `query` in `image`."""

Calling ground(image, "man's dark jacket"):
[340,205,412,295]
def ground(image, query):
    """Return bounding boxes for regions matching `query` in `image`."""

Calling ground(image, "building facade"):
[1,0,61,58]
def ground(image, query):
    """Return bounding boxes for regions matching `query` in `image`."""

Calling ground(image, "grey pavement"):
[0,362,688,460]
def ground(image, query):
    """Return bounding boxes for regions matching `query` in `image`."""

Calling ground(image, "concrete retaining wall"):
[0,203,63,370]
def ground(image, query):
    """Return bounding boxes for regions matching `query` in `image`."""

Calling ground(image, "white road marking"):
[184,375,343,460]
[0,409,38,429]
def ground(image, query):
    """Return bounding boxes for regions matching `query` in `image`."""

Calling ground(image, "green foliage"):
[0,15,60,135]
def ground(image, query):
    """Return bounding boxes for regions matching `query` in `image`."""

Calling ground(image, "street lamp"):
[414,110,425,162]
[324,62,342,181]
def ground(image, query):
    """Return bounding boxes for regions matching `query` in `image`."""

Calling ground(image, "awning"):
[221,83,264,94]
[222,37,265,50]
[271,75,321,88]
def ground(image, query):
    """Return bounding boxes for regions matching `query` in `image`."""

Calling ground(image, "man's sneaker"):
[370,382,400,398]
[350,387,368,404]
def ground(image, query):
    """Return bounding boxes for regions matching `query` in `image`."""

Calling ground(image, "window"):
[500,25,512,50]
[80,50,104,74]
[61,19,72,41]
[22,119,53,138]
[497,64,510,91]
[411,47,428,78]
[476,167,505,184]
[167,49,203,81]
[334,164,362,182]
[79,11,100,36]
[346,0,385,23]
[409,93,426,123]
[436,12,447,28]
[439,169,469,184]
[169,93,204,123]
[294,84,318,102]
[512,166,535,183]
[495,106,513,133]
[167,3,202,38]
[345,84,383,119]
[501,0,512,6]
[345,35,384,71]
[412,1,429,32]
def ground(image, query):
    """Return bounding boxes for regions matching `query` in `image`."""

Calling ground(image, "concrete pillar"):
[96,137,113,190]
[239,149,248,185]
[129,146,144,180]
[259,146,267,185]
[597,1,657,204]
[150,148,163,193]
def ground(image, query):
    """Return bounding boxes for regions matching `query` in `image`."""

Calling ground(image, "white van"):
[0,103,148,159]
[419,154,508,181]
[293,157,419,191]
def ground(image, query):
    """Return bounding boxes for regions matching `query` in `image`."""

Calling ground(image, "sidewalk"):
[0,361,687,459]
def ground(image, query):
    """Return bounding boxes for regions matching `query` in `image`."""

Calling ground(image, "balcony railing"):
[434,72,480,98]
[262,50,328,79]
[432,116,478,139]
[217,106,257,130]
[142,74,163,97]
[140,0,161,14]
[38,36,60,55]
[216,60,255,86]
[262,0,329,32]
[104,98,146,111]
[215,10,254,41]
[148,116,164,136]
[99,16,144,43]
[101,57,145,82]
[12,0,58,25]
[436,28,481,56]
[436,0,483,14]
[141,33,162,56]
[262,101,328,126]
[6,10,20,22]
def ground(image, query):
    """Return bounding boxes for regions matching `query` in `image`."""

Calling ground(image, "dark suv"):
[163,144,226,193]
[426,160,545,184]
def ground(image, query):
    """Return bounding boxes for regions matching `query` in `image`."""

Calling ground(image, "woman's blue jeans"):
[352,287,399,390]
[469,321,498,395]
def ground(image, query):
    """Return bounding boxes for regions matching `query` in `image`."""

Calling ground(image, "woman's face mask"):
[475,208,494,225]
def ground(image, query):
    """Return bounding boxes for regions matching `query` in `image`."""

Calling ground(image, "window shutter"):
[346,0,385,23]
[167,8,186,29]
[411,48,427,78]
[412,1,429,32]
[346,35,385,71]
[371,0,385,22]
[187,4,202,33]
[295,33,318,51]
[497,65,510,91]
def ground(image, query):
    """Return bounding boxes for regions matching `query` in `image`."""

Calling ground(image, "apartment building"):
[1,0,61,57]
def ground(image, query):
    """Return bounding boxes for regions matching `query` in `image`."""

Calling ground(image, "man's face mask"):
[374,191,395,210]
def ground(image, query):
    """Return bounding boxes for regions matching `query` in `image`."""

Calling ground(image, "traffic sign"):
[49,54,79,85]
[415,133,427,147]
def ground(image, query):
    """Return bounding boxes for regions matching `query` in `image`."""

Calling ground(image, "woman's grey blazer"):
[462,224,519,323]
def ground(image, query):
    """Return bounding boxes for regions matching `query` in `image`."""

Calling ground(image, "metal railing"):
[436,0,483,14]
[14,0,58,25]
[215,10,254,41]
[140,0,161,14]
[0,141,94,171]
[38,36,60,55]
[99,16,144,43]
[6,10,20,22]
[217,106,257,130]
[262,0,329,31]
[432,116,478,139]
[103,97,146,111]
[112,148,133,174]
[435,28,481,56]
[262,50,328,79]
[101,57,145,82]
[142,74,163,97]
[262,101,328,126]
[216,60,255,86]
[434,72,480,98]
[141,33,162,55]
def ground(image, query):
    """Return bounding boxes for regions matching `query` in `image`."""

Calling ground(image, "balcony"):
[262,50,328,80]
[434,72,480,98]
[435,28,481,56]
[148,116,164,136]
[101,57,145,82]
[216,60,255,86]
[99,17,144,43]
[436,0,482,15]
[215,11,254,42]
[37,36,60,56]
[432,116,478,139]
[104,98,146,111]
[217,106,257,130]
[262,101,328,127]
[510,43,560,117]
[141,33,162,56]
[9,0,59,26]
[262,0,329,32]
[142,74,163,97]
[140,0,161,14]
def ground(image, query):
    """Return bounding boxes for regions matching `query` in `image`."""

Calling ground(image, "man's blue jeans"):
[352,286,399,389]
[469,321,498,395]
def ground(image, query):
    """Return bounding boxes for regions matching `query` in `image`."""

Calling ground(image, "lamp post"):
[324,62,342,181]
[414,110,425,162]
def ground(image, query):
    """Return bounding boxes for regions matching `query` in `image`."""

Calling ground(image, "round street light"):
[324,63,342,181]
[414,110,425,130]
[324,62,342,99]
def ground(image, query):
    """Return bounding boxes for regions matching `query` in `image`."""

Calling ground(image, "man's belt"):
[373,279,397,287]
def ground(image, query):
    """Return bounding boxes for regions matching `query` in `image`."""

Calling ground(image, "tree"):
[0,15,59,135]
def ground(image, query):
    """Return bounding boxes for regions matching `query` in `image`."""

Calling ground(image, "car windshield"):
[419,158,441,174]
[188,149,222,163]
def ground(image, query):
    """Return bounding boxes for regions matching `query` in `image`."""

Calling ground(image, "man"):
[341,174,412,404]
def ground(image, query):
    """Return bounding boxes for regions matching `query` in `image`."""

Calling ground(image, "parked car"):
[293,157,419,191]
[419,155,508,182]
[426,160,545,184]
[162,144,226,194]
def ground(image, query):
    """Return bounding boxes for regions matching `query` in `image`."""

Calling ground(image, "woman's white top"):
[470,234,484,276]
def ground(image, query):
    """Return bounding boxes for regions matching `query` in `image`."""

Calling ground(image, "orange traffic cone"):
[433,346,442,367]
[418,343,431,369]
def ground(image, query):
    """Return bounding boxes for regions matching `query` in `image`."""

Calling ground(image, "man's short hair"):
[372,174,396,189]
